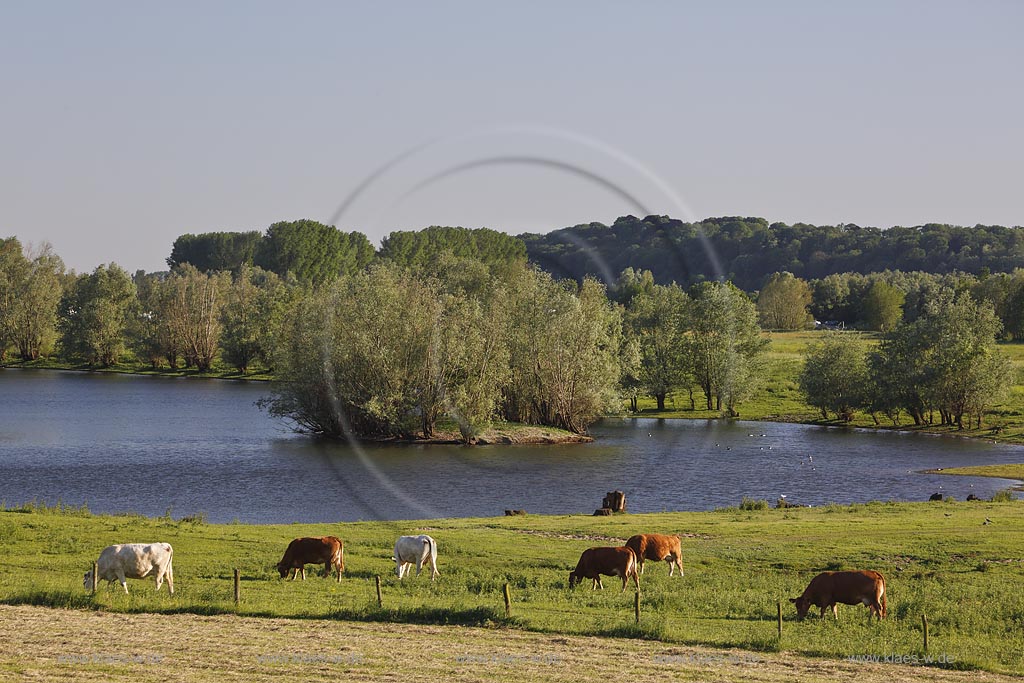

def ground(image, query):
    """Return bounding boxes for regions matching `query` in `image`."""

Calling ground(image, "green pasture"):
[2,502,1023,674]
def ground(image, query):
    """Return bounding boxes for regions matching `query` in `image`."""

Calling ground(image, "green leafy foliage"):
[167,231,261,273]
[799,332,870,421]
[869,292,1012,429]
[686,281,767,415]
[380,226,527,274]
[0,239,65,361]
[58,264,137,366]
[254,219,374,284]
[522,216,1024,291]
[756,272,813,331]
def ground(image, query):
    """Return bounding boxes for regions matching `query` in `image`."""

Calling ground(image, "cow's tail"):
[626,546,640,590]
[426,536,439,579]
[334,544,345,580]
[878,578,887,619]
[165,543,174,594]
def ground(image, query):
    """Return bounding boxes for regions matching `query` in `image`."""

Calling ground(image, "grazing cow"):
[393,535,439,581]
[625,534,684,577]
[277,536,344,581]
[568,546,640,592]
[83,543,174,594]
[789,570,887,621]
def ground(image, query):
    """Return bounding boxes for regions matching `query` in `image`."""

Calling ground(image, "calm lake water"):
[1,369,1021,523]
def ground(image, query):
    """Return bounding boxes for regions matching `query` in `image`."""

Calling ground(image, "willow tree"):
[798,331,869,421]
[626,283,690,410]
[861,280,904,331]
[58,263,136,366]
[0,240,64,361]
[756,271,812,330]
[132,271,173,368]
[264,262,509,441]
[165,264,231,372]
[503,269,621,433]
[868,291,1012,428]
[686,281,767,415]
[0,237,24,360]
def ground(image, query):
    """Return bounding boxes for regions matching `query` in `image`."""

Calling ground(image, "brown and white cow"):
[277,536,345,581]
[790,570,887,621]
[625,534,684,576]
[568,546,640,592]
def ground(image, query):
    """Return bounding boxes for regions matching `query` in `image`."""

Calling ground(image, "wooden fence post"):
[503,583,512,618]
[375,575,383,608]
[922,614,929,652]
[91,562,98,593]
[233,568,241,606]
[777,601,783,640]
[634,590,641,625]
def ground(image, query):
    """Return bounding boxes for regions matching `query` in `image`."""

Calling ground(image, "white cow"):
[83,543,174,594]
[393,535,439,581]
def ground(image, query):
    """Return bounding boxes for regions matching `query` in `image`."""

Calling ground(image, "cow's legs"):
[166,560,174,594]
[155,568,165,592]
[417,546,432,578]
[115,568,129,594]
[638,560,645,575]
[289,568,299,580]
[831,604,839,620]
[300,566,307,580]
[622,568,640,592]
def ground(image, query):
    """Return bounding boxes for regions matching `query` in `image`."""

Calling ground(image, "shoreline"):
[6,362,1024,449]
[923,464,1024,490]
[1,364,590,446]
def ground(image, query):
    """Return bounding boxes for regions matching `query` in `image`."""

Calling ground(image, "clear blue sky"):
[2,1,1021,273]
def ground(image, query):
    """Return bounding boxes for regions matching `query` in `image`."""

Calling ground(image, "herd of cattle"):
[82,532,886,621]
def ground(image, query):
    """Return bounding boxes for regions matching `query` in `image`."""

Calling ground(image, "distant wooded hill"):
[519,215,1024,290]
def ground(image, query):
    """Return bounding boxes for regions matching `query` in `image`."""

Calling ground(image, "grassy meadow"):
[2,501,1023,674]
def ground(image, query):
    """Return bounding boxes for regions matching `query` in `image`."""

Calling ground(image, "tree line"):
[799,292,1013,430]
[168,220,525,283]
[2,219,1018,440]
[522,215,1024,291]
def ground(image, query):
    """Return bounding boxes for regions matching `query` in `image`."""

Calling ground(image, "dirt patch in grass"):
[508,529,714,543]
[1,605,1014,683]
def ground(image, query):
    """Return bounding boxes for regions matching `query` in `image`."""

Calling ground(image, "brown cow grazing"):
[625,534,684,576]
[277,536,345,582]
[568,546,640,592]
[790,570,886,621]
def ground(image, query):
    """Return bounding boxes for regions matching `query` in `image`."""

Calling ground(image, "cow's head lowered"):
[567,570,582,589]
[789,595,812,620]
[82,568,95,591]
